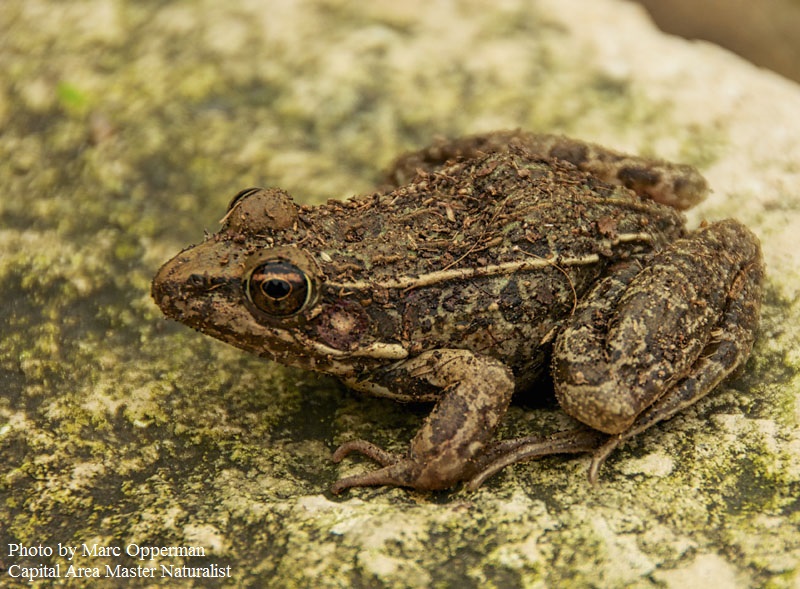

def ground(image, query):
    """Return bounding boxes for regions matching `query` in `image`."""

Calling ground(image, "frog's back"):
[310,147,684,281]
[303,147,686,384]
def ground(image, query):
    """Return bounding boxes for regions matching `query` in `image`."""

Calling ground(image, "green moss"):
[1,0,798,587]
[56,82,89,113]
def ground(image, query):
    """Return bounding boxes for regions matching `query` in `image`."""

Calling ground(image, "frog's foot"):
[330,441,408,494]
[330,442,436,494]
[331,438,484,494]
[466,429,607,490]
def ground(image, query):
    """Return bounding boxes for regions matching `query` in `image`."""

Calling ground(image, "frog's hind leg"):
[553,219,763,481]
[386,130,708,210]
[518,134,709,210]
[583,228,764,481]
[468,220,762,489]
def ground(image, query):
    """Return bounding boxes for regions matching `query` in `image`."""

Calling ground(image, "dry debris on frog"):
[152,131,763,493]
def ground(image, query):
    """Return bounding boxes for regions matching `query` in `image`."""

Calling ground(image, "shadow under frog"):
[151,131,763,493]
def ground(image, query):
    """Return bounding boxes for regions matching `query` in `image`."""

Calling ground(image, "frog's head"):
[151,188,407,377]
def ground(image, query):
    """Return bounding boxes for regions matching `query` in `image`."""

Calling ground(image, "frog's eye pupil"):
[246,261,311,317]
[263,278,291,300]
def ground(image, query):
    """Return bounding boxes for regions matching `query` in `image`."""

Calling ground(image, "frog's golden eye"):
[245,261,311,317]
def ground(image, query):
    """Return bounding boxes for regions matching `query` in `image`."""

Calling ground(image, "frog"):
[151,130,764,494]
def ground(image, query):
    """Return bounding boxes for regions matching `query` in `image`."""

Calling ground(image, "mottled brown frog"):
[151,131,763,493]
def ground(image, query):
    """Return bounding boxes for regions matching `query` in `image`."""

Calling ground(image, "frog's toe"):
[331,440,412,493]
[332,439,401,466]
[466,429,607,490]
[331,462,419,494]
[587,435,625,484]
[331,451,467,493]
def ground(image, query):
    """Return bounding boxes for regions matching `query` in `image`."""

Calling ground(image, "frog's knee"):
[554,380,639,435]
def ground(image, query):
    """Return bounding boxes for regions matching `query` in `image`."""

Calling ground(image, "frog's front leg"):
[331,349,515,493]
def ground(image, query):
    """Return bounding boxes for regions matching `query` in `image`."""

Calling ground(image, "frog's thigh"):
[552,220,763,436]
[387,131,707,209]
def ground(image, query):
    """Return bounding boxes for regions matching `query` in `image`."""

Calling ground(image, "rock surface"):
[1,0,798,587]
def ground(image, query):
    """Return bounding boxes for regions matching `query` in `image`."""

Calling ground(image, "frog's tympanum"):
[152,131,763,493]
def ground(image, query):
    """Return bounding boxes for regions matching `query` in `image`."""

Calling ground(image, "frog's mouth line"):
[291,331,409,361]
[326,232,653,292]
[185,301,408,376]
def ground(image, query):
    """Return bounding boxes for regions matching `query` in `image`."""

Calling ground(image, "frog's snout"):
[151,252,190,321]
